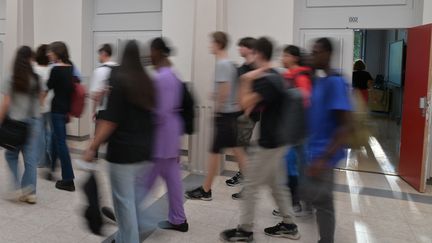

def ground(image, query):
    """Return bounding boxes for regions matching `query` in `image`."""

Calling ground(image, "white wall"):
[162,0,195,81]
[294,0,423,36]
[34,0,83,70]
[423,0,432,24]
[226,0,295,64]
[0,0,5,81]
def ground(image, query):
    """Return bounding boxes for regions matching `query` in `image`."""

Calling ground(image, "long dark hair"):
[48,41,72,64]
[119,40,155,110]
[12,46,40,93]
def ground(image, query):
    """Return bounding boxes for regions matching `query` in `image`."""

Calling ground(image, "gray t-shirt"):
[215,59,240,113]
[1,78,41,121]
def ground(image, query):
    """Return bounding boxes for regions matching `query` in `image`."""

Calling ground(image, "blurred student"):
[83,40,155,243]
[273,45,313,217]
[143,37,188,232]
[90,44,117,158]
[46,41,77,191]
[0,46,44,204]
[229,37,257,200]
[185,31,247,201]
[303,38,352,243]
[33,44,53,168]
[352,59,373,102]
[220,37,300,242]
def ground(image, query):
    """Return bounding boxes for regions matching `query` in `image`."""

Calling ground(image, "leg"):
[21,118,43,194]
[313,170,335,243]
[268,147,294,224]
[44,112,53,167]
[159,158,187,225]
[5,150,20,190]
[109,163,141,243]
[231,147,248,173]
[202,153,221,192]
[51,113,74,181]
[38,115,47,167]
[239,146,272,231]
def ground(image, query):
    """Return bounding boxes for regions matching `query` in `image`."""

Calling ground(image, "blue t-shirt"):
[306,74,352,167]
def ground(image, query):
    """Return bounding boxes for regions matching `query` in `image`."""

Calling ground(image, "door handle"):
[420,97,427,117]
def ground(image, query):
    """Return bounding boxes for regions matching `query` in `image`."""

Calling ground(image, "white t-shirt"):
[33,64,53,113]
[90,61,117,111]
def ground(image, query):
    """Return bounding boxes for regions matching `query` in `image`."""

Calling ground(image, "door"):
[399,24,432,192]
[299,29,354,81]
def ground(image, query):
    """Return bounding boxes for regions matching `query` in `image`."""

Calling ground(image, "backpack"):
[266,71,307,145]
[180,82,196,135]
[69,75,86,118]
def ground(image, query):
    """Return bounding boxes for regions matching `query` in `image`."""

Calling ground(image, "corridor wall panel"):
[95,0,161,15]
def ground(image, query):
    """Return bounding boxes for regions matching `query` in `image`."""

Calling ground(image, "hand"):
[92,112,97,122]
[82,148,96,162]
[306,159,328,177]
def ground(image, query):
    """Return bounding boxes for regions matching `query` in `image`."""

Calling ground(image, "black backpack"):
[266,71,307,145]
[180,82,196,135]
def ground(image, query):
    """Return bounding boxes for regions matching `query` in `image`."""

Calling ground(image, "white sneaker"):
[19,194,37,204]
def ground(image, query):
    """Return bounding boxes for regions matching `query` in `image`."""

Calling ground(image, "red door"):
[399,24,432,192]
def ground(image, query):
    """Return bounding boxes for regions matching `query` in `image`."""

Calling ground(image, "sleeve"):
[327,77,352,112]
[366,71,373,80]
[102,77,124,124]
[73,66,81,79]
[0,78,12,96]
[253,77,281,104]
[215,61,234,83]
[47,68,56,90]
[89,67,108,93]
[295,74,312,98]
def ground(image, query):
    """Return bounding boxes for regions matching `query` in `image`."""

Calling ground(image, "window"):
[353,30,365,61]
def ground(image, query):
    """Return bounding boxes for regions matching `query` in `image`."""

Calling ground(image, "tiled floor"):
[1,141,432,243]
[338,114,401,175]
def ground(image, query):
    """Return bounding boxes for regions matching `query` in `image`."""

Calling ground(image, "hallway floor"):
[337,113,401,175]
[0,140,431,243]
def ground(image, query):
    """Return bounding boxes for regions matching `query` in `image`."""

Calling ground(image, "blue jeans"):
[5,117,43,194]
[109,162,151,243]
[51,113,74,181]
[38,112,53,167]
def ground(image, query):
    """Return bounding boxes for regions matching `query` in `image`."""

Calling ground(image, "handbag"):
[0,92,34,151]
[0,117,30,151]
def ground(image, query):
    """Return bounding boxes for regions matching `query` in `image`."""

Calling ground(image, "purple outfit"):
[145,67,186,225]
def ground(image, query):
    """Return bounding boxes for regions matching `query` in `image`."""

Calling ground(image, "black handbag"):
[0,117,30,151]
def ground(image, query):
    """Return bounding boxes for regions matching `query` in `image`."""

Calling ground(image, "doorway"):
[339,29,407,175]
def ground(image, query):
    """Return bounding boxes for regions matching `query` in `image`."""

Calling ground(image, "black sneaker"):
[232,188,244,200]
[184,186,212,201]
[101,206,116,224]
[225,172,243,187]
[55,180,75,192]
[264,222,300,240]
[272,209,281,217]
[220,227,253,242]
[158,220,189,232]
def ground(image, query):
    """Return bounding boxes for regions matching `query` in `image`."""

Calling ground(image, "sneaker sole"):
[265,232,301,240]
[219,235,254,242]
[184,194,213,201]
[225,182,242,187]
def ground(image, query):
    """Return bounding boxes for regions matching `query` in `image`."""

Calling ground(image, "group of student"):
[0,42,82,205]
[179,32,351,243]
[0,31,352,243]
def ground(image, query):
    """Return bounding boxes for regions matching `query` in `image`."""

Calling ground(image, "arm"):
[308,110,352,176]
[0,95,11,124]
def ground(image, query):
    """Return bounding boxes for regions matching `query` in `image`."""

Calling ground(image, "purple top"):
[153,67,183,159]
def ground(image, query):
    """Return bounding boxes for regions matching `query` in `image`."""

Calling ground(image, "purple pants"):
[145,157,186,225]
